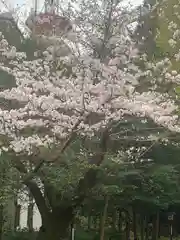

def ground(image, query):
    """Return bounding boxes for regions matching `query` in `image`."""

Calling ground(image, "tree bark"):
[24,179,73,239]
[152,212,159,240]
[36,207,73,240]
[27,191,34,232]
[156,212,159,240]
[0,205,3,240]
[118,210,122,233]
[88,214,92,230]
[152,214,157,240]
[14,201,21,230]
[100,196,109,240]
[125,211,130,240]
[112,209,117,230]
[133,207,138,240]
[145,216,149,240]
[140,215,145,240]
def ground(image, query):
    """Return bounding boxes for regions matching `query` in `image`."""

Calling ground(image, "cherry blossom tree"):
[0,0,179,239]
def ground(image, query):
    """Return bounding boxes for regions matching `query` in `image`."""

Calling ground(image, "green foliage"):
[0,18,23,50]
[83,141,180,213]
[75,228,96,240]
[133,164,180,210]
[0,70,16,90]
[175,86,180,94]
[0,153,20,205]
[3,230,37,240]
[20,38,37,59]
[137,0,180,70]
[155,0,180,55]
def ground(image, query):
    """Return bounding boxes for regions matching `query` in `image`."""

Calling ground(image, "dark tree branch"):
[73,129,109,206]
[13,158,50,221]
[24,180,50,222]
[23,115,83,183]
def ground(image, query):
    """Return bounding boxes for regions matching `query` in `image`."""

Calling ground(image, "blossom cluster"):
[0,1,178,155]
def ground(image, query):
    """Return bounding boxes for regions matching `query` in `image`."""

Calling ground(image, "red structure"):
[25,1,72,37]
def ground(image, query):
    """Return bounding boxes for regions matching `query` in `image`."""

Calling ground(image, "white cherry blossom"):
[0,0,179,156]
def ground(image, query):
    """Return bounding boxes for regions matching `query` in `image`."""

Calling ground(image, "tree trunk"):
[88,215,92,230]
[126,220,130,240]
[118,210,122,233]
[133,207,138,240]
[145,216,148,240]
[14,201,21,230]
[156,212,159,240]
[152,212,159,240]
[36,223,67,240]
[36,207,73,240]
[112,209,117,230]
[27,203,34,232]
[152,213,158,240]
[100,196,109,240]
[93,216,97,230]
[125,211,130,240]
[0,205,3,240]
[140,215,145,240]
[27,192,34,232]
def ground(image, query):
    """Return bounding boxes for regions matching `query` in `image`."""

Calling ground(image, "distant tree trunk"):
[140,215,145,240]
[27,204,33,232]
[125,211,130,240]
[133,207,138,240]
[0,205,4,240]
[152,218,156,240]
[100,196,109,240]
[94,215,99,230]
[156,212,160,239]
[93,216,96,230]
[70,218,75,240]
[14,200,21,230]
[118,210,122,233]
[153,212,159,240]
[98,215,101,232]
[93,215,99,231]
[145,216,149,240]
[88,214,92,230]
[27,192,34,232]
[152,212,159,240]
[112,209,117,230]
